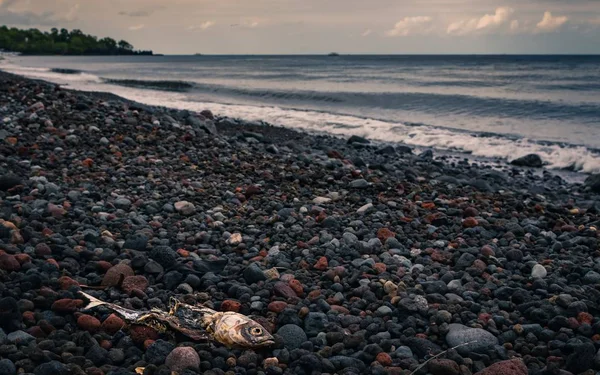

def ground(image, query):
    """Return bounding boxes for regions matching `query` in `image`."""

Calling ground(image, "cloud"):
[187,21,215,31]
[65,3,79,22]
[386,16,433,37]
[536,11,568,32]
[447,7,514,35]
[361,28,372,37]
[128,24,145,31]
[510,20,519,31]
[0,0,78,26]
[119,10,151,17]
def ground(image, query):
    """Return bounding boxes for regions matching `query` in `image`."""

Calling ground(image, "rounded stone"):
[165,347,200,372]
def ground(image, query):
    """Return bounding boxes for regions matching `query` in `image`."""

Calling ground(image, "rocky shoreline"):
[1,70,600,375]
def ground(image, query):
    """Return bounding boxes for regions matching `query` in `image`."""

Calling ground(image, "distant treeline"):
[0,26,153,55]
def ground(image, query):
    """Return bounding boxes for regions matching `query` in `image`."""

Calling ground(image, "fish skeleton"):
[79,291,275,348]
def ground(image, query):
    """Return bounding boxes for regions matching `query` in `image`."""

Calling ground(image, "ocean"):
[2,54,600,174]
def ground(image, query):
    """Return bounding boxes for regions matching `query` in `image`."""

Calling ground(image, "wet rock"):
[511,154,543,168]
[34,361,68,375]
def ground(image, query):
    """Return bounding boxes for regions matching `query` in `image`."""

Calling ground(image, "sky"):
[1,0,599,54]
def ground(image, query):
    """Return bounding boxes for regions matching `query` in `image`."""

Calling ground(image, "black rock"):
[375,145,395,155]
[86,344,108,366]
[347,135,370,145]
[584,174,600,192]
[123,234,149,251]
[396,145,413,154]
[0,175,21,191]
[304,312,328,337]
[0,298,21,331]
[34,361,68,375]
[511,154,543,168]
[566,342,595,373]
[150,246,178,268]
[146,339,175,365]
[0,359,16,375]
[276,324,307,350]
[243,263,266,284]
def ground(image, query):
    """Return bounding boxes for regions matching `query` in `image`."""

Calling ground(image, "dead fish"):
[79,291,275,348]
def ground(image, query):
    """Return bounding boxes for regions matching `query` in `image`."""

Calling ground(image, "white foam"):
[4,61,600,174]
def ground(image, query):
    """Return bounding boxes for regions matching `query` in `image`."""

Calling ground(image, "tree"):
[0,26,152,55]
[118,40,133,50]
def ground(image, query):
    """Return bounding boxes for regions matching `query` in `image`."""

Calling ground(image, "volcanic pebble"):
[121,275,149,294]
[101,263,134,286]
[101,314,125,335]
[77,314,101,332]
[165,347,201,372]
[474,359,528,375]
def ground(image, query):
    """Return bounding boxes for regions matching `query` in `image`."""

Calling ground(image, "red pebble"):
[376,228,395,242]
[77,314,101,333]
[129,325,159,345]
[0,254,20,271]
[121,275,149,295]
[58,276,79,290]
[102,314,125,335]
[288,279,304,296]
[314,256,328,271]
[463,217,478,228]
[51,298,84,313]
[268,301,288,313]
[376,352,392,366]
[221,300,241,312]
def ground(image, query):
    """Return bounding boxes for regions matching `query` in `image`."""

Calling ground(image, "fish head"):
[214,312,275,348]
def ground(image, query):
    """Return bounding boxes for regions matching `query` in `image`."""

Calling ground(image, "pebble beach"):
[1,70,600,375]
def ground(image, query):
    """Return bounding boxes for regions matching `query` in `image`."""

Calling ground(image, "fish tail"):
[79,291,107,310]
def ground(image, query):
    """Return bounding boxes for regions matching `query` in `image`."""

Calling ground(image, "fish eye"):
[249,327,263,335]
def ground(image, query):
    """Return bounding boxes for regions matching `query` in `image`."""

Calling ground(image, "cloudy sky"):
[1,0,599,54]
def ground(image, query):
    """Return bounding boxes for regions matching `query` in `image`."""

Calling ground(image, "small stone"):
[474,359,527,375]
[349,179,369,189]
[463,217,478,228]
[357,203,374,214]
[376,228,395,242]
[446,324,498,355]
[313,256,328,271]
[243,263,267,283]
[101,263,134,287]
[129,325,159,344]
[121,275,149,294]
[277,324,307,350]
[34,361,68,375]
[376,352,392,366]
[221,300,241,312]
[227,233,242,245]
[102,314,125,335]
[77,314,101,332]
[429,359,460,375]
[531,264,547,278]
[165,347,201,372]
[268,301,288,313]
[0,175,22,191]
[7,330,35,345]
[175,201,196,215]
[51,298,84,313]
[0,359,16,375]
[511,154,543,168]
[0,254,20,271]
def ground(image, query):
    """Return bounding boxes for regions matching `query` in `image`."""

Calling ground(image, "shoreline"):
[1,70,600,375]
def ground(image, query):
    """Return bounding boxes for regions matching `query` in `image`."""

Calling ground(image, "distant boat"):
[328,52,340,56]
[194,53,203,56]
